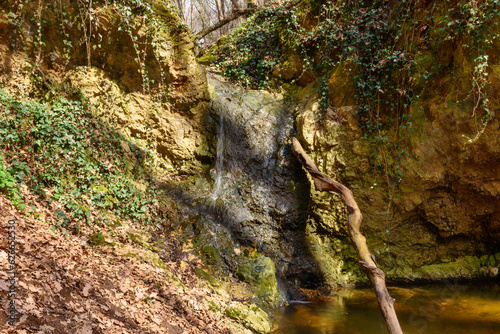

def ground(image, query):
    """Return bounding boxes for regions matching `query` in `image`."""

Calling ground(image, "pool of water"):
[278,281,500,333]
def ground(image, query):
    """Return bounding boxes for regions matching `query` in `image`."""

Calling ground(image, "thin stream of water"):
[212,113,224,200]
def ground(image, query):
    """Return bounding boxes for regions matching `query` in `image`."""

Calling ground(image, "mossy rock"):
[414,254,500,280]
[195,268,221,287]
[225,306,244,319]
[235,256,285,309]
[191,215,248,271]
[197,51,218,65]
[128,232,159,252]
[206,300,221,313]
[224,302,272,334]
[201,245,222,266]
[112,243,170,273]
[89,232,112,246]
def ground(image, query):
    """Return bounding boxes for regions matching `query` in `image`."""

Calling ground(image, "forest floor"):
[0,194,230,334]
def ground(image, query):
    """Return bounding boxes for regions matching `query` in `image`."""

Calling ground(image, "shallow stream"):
[278,282,500,333]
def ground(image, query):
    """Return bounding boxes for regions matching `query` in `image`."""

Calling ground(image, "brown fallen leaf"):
[0,250,7,264]
[0,279,9,291]
[76,324,93,334]
[119,279,130,293]
[82,283,92,297]
[53,281,63,293]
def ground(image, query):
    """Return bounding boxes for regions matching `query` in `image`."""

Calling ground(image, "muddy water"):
[278,282,500,333]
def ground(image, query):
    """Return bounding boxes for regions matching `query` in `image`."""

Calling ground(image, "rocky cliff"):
[0,0,209,172]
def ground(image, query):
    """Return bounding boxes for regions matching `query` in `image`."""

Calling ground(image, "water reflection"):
[278,282,500,333]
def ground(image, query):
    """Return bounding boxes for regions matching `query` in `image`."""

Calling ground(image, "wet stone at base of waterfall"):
[235,256,287,309]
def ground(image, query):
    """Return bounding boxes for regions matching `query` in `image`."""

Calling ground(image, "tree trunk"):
[291,137,404,334]
[215,0,225,22]
[174,0,185,20]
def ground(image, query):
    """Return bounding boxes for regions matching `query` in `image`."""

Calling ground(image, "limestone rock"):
[67,66,200,170]
[236,256,285,309]
[295,61,500,284]
[224,303,273,334]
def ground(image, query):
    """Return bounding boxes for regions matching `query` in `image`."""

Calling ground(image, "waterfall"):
[204,72,299,289]
[212,113,224,200]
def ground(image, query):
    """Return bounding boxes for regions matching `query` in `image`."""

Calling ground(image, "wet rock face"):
[204,72,323,289]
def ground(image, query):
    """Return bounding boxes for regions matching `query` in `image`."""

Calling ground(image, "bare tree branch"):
[291,137,404,334]
[195,7,255,39]
[195,0,302,40]
[230,0,240,9]
[174,0,185,19]
[214,0,224,21]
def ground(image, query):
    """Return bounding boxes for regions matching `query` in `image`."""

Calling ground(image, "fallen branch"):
[195,0,303,40]
[291,137,403,334]
[195,8,255,40]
